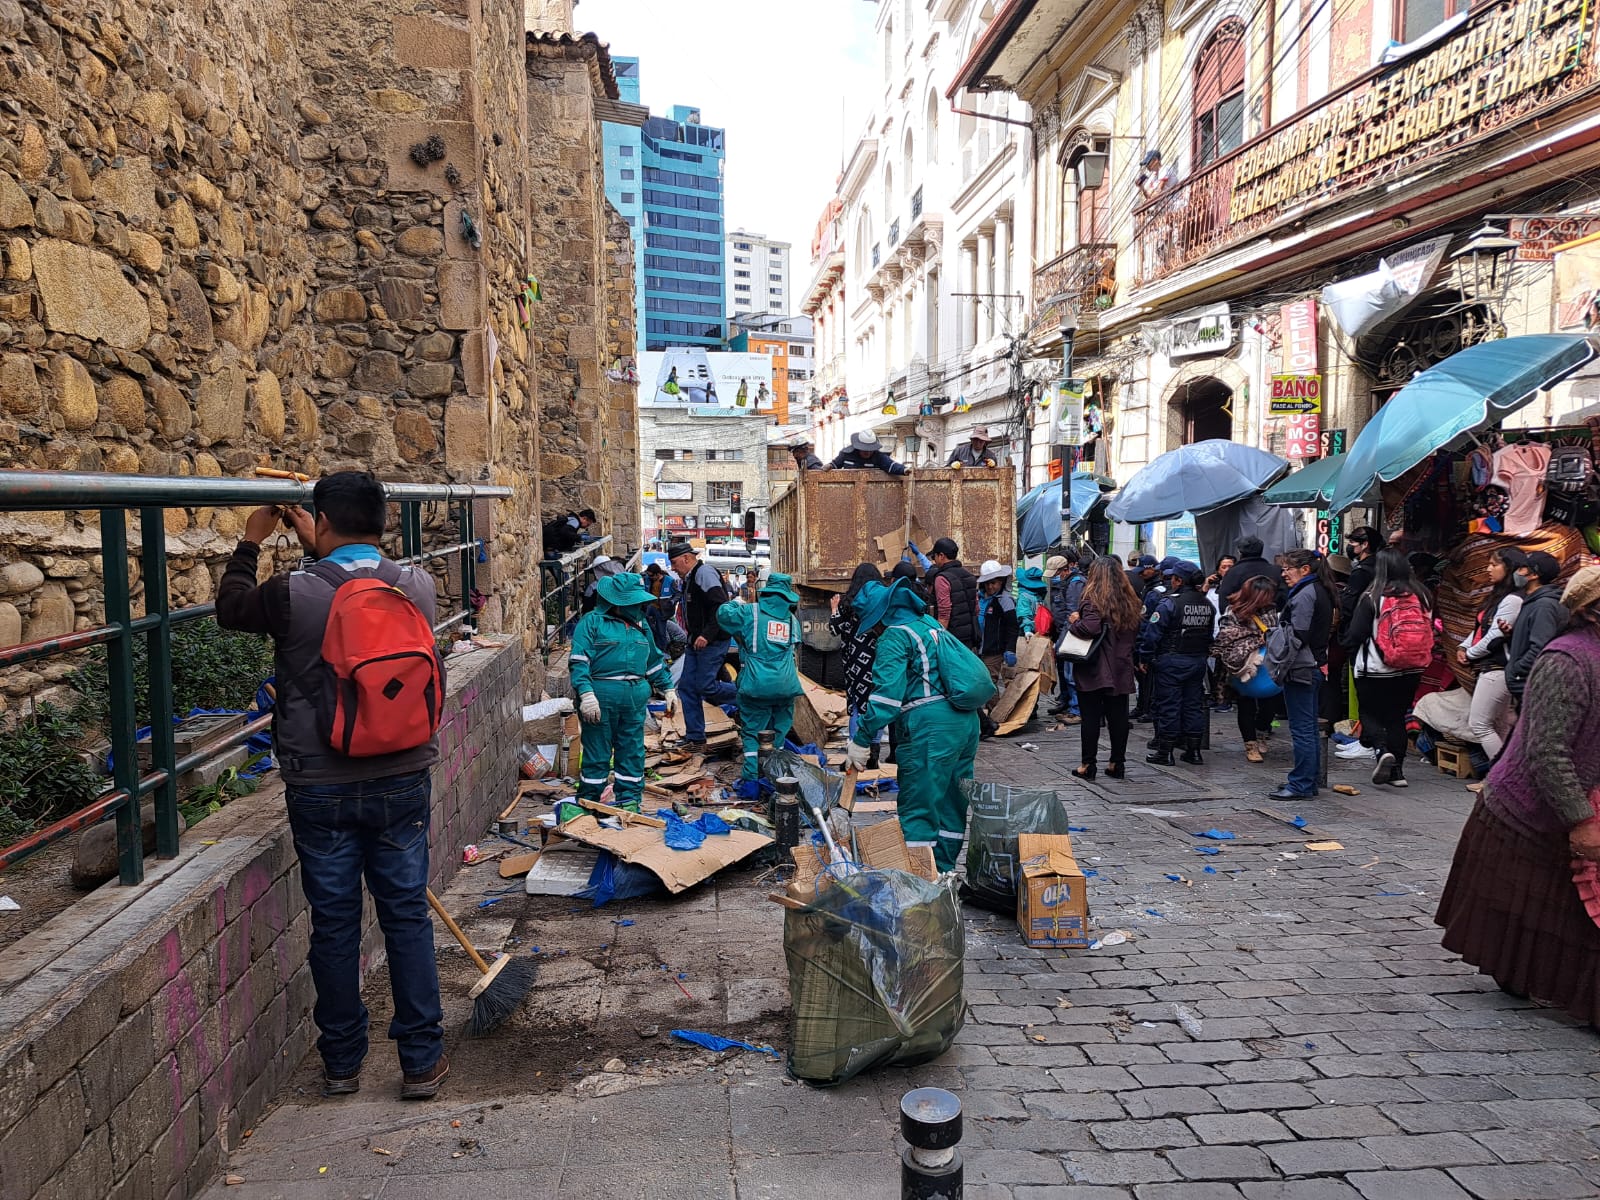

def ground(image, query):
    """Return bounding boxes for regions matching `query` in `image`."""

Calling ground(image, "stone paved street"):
[201,717,1600,1199]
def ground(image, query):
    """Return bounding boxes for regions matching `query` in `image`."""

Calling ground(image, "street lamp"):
[1453,222,1519,299]
[1076,150,1109,191]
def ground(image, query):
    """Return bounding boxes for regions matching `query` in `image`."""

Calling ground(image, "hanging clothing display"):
[1492,442,1552,536]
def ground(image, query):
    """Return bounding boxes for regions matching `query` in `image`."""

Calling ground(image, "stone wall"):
[0,0,644,702]
[0,640,522,1200]
[525,33,641,559]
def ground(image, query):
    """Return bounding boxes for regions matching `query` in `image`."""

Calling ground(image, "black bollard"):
[774,777,801,853]
[901,1087,962,1199]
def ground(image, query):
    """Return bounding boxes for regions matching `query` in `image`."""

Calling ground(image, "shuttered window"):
[1193,21,1246,169]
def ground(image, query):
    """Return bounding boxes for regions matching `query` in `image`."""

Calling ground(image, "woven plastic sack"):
[960,780,1072,913]
[783,868,964,1086]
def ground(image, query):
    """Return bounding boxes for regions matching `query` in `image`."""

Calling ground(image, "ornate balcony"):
[1133,0,1600,287]
[1034,242,1117,325]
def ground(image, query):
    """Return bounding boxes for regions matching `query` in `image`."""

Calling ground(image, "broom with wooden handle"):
[425,888,537,1036]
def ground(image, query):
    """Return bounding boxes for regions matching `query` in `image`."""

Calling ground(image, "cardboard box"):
[788,816,937,900]
[1016,832,1090,948]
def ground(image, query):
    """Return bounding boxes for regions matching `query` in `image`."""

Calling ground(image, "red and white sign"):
[1280,300,1319,374]
[1285,412,1322,459]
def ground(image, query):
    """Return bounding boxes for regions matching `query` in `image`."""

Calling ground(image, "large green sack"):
[784,868,965,1086]
[960,781,1072,913]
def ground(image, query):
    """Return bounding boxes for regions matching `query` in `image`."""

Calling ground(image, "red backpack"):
[312,561,445,757]
[1373,592,1434,671]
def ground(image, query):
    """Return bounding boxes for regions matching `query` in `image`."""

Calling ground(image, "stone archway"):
[1165,374,1234,449]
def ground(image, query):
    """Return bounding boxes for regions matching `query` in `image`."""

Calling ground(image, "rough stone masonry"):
[0,0,640,700]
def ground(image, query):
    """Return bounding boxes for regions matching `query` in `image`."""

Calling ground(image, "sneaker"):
[401,1054,450,1100]
[321,1068,361,1098]
[1337,741,1373,760]
[1372,751,1396,785]
[1388,765,1408,788]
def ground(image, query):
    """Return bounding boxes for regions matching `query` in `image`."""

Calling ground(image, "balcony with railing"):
[888,219,900,249]
[1034,241,1117,326]
[871,242,881,268]
[1132,0,1600,288]
[911,186,923,220]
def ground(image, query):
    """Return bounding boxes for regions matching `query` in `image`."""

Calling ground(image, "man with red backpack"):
[1338,546,1435,788]
[217,471,450,1102]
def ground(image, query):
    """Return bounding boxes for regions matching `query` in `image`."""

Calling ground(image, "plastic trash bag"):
[579,850,664,907]
[959,781,1073,913]
[783,868,965,1086]
[760,746,843,815]
[669,1029,779,1058]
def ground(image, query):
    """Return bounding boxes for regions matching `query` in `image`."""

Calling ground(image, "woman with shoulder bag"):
[1214,576,1281,763]
[1066,557,1141,781]
[1455,548,1526,763]
[1340,547,1433,788]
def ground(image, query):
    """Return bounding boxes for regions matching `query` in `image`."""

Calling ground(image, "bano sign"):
[1269,373,1322,414]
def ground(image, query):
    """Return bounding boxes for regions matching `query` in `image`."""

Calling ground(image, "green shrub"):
[68,621,274,727]
[0,703,106,843]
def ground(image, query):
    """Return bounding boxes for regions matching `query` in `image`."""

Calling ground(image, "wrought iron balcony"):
[1132,0,1600,287]
[911,186,923,220]
[1033,241,1117,324]
[888,219,901,249]
[871,242,881,268]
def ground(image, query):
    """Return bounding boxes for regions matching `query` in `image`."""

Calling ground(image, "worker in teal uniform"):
[844,578,987,872]
[1017,565,1048,635]
[716,572,804,780]
[570,572,677,811]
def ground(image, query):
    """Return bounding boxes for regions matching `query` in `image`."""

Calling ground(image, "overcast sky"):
[578,0,878,279]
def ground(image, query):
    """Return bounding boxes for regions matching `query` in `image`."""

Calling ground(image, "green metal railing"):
[0,471,512,885]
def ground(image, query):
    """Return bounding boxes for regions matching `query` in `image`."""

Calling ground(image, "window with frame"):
[1061,135,1111,249]
[654,449,675,460]
[620,146,635,157]
[1192,20,1246,169]
[620,168,635,180]
[621,191,636,203]
[1395,0,1468,41]
[706,481,741,502]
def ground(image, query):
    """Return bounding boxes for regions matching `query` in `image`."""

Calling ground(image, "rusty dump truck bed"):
[770,467,1015,591]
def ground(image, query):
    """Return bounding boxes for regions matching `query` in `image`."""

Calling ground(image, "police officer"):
[1132,557,1176,721]
[716,573,804,781]
[570,573,677,810]
[1140,561,1214,766]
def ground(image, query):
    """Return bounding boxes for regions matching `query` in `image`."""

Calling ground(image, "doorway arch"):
[1167,375,1234,448]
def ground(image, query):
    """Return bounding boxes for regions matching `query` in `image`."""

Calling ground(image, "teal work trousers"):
[737,697,795,780]
[577,678,649,808]
[895,700,981,872]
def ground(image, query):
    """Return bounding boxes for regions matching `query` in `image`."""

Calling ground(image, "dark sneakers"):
[321,1068,361,1098]
[401,1054,450,1100]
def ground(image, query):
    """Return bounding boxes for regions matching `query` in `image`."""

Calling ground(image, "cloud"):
[578,0,877,279]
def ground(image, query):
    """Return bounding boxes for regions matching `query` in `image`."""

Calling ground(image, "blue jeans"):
[285,770,444,1078]
[1057,660,1079,715]
[1282,677,1323,795]
[678,639,737,740]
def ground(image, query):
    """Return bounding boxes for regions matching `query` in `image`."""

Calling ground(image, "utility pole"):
[1058,313,1079,530]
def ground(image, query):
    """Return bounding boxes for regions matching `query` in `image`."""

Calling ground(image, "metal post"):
[101,509,143,885]
[901,1087,962,1198]
[140,508,179,858]
[400,500,421,561]
[457,502,475,626]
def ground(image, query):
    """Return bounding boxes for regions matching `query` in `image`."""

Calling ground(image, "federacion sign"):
[1270,373,1322,413]
[1229,0,1596,227]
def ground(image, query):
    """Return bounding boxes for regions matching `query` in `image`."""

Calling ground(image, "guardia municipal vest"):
[1159,585,1215,656]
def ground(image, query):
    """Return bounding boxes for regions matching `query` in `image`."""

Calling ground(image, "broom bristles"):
[466,955,538,1037]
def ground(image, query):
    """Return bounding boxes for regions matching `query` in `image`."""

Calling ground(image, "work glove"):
[578,692,601,724]
[1003,651,1017,668]
[843,740,872,770]
[662,690,679,717]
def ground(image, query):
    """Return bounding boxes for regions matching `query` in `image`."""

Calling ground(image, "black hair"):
[1237,536,1264,559]
[1062,546,1081,564]
[312,471,386,539]
[578,508,598,522]
[889,560,920,583]
[1367,546,1431,610]
[845,561,883,604]
[1346,525,1384,553]
[931,537,959,559]
[1478,548,1526,628]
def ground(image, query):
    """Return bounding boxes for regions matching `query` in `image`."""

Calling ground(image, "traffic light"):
[731,492,742,513]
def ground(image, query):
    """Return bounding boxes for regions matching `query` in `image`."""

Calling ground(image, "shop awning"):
[1328,334,1597,515]
[1263,453,1347,507]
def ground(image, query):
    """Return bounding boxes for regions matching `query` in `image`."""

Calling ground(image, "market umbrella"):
[1328,334,1597,515]
[1015,472,1116,554]
[1106,440,1290,525]
[1263,453,1348,507]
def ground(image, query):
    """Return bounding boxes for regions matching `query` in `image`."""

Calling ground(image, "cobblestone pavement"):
[201,716,1600,1199]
